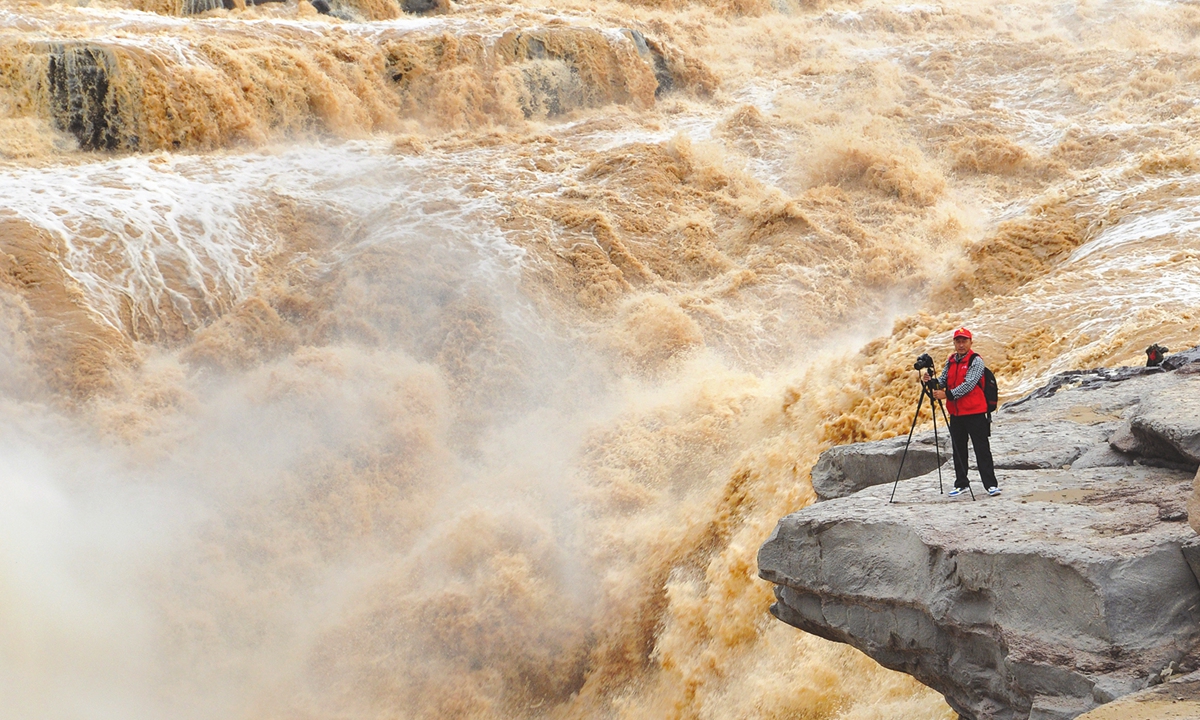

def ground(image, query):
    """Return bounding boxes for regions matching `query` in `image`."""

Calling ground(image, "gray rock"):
[990,420,1111,470]
[1071,443,1137,469]
[1128,385,1200,464]
[1003,366,1158,410]
[1163,346,1200,371]
[760,347,1200,720]
[1190,468,1200,536]
[760,467,1200,720]
[1108,420,1151,456]
[810,433,948,500]
[182,0,223,13]
[1088,673,1145,704]
[809,416,1111,502]
[1180,536,1200,586]
[401,0,447,13]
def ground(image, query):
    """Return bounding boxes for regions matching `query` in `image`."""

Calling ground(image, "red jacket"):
[945,351,988,416]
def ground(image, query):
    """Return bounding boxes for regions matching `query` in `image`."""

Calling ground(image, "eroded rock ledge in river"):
[760,348,1200,720]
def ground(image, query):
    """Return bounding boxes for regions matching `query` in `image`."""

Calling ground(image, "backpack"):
[982,366,998,418]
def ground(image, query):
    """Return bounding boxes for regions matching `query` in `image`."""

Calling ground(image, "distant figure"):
[932,328,1000,497]
[1146,343,1169,367]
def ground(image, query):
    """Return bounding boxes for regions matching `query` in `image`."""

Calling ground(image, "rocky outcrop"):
[45,44,123,151]
[811,431,948,501]
[400,0,448,13]
[759,349,1200,720]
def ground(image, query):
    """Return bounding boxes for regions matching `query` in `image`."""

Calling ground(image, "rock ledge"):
[759,351,1200,720]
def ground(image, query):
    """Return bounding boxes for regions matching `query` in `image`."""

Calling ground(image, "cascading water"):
[3,0,1200,719]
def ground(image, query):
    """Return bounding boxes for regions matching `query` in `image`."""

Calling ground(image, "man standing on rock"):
[932,328,1000,497]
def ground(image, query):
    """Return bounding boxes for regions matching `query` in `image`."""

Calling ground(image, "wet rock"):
[1004,366,1159,410]
[510,60,583,118]
[401,0,448,14]
[45,44,125,151]
[623,29,674,96]
[182,0,224,12]
[489,27,661,119]
[810,432,947,501]
[181,0,287,13]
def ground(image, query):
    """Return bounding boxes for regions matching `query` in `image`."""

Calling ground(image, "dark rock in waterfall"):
[310,0,332,14]
[401,0,446,14]
[47,44,124,152]
[623,29,674,97]
[182,0,224,13]
[514,62,583,118]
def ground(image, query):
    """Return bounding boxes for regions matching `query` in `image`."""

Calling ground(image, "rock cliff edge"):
[759,348,1200,720]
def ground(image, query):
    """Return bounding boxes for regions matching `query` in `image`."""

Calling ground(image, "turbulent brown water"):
[3,0,1200,717]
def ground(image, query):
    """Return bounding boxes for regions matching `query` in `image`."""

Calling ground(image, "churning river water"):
[2,0,1200,718]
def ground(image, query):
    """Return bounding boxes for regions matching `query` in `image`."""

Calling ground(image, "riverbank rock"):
[760,348,1200,720]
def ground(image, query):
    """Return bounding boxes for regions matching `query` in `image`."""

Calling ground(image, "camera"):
[914,353,941,390]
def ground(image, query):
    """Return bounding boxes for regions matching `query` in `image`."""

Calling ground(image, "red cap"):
[953,327,972,339]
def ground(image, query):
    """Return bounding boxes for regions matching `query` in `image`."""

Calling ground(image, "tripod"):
[889,375,973,502]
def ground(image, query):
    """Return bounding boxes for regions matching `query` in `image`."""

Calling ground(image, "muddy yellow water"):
[1,0,1198,718]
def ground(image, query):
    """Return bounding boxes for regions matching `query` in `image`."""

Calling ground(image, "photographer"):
[929,328,999,497]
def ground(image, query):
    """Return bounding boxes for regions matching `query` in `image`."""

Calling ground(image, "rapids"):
[1,0,1200,718]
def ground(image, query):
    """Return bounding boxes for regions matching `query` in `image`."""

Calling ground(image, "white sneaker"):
[987,487,1001,496]
[948,487,967,497]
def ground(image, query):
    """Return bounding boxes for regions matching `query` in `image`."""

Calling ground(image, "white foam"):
[0,142,525,336]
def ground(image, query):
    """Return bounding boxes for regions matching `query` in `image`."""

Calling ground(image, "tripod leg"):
[889,389,927,504]
[930,390,943,495]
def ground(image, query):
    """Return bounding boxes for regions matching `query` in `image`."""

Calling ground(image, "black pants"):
[949,412,997,490]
